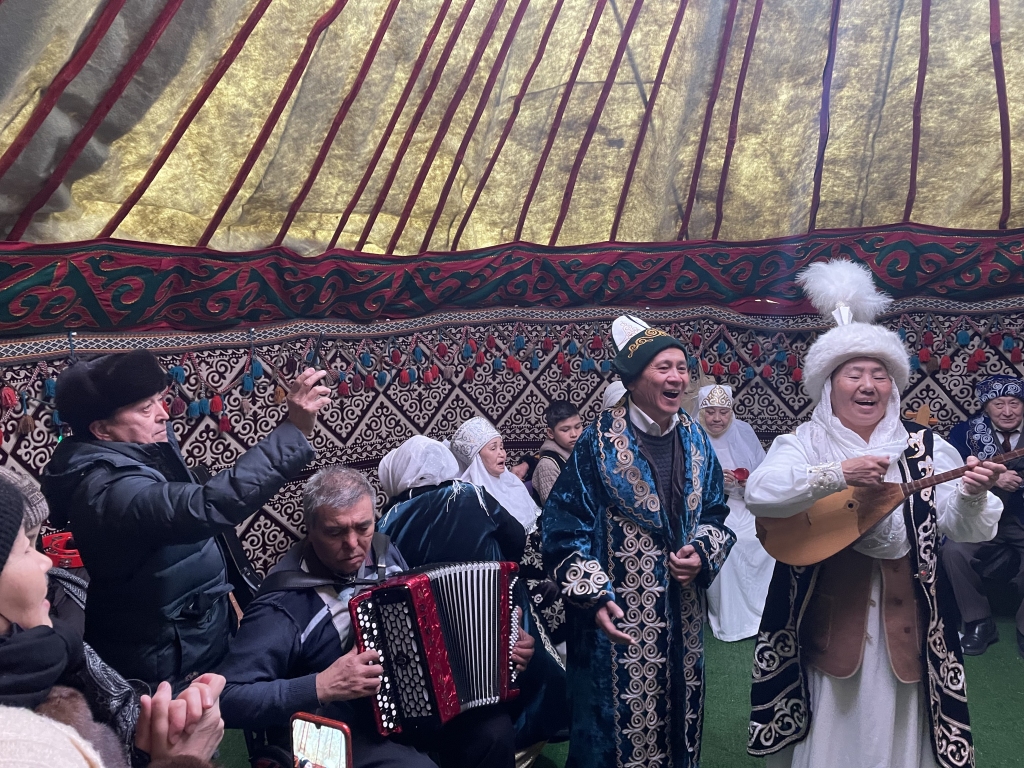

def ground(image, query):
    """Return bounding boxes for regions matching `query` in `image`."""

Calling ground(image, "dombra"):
[755,446,1024,566]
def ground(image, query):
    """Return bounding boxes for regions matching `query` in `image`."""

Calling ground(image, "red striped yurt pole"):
[610,0,689,242]
[273,0,404,247]
[548,0,647,246]
[712,0,764,240]
[902,0,930,223]
[102,0,276,239]
[989,0,1011,229]
[419,0,533,252]
[514,0,608,242]
[198,0,351,247]
[327,0,454,251]
[450,0,566,250]
[0,0,129,185]
[385,0,509,254]
[6,0,185,242]
[677,0,740,240]
[806,0,842,233]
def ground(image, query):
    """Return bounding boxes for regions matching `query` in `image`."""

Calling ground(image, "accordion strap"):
[256,533,392,598]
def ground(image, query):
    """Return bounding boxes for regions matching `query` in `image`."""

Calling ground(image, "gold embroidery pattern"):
[679,582,705,763]
[692,523,731,575]
[626,327,671,359]
[906,434,974,768]
[561,558,612,602]
[601,406,662,518]
[687,435,705,515]
[610,516,669,768]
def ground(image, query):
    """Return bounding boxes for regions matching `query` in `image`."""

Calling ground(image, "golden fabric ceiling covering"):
[0,0,1021,256]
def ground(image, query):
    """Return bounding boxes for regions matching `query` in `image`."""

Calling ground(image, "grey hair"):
[302,467,374,530]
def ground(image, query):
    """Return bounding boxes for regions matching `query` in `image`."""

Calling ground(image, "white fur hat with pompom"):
[798,259,909,403]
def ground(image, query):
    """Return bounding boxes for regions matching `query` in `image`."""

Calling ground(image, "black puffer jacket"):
[41,422,314,691]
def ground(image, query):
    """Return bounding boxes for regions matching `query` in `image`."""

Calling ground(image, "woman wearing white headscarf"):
[377,435,526,566]
[449,418,541,534]
[695,384,773,641]
[376,434,569,752]
[450,418,568,650]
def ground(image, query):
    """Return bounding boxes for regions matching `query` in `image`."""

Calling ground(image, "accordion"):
[349,561,521,735]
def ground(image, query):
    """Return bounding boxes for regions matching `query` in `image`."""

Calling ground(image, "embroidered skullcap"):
[609,314,687,384]
[975,375,1024,405]
[449,417,501,472]
[0,467,47,531]
[798,260,909,403]
[602,380,627,410]
[697,384,733,410]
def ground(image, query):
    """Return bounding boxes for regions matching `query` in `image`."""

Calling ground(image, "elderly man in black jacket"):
[41,349,329,692]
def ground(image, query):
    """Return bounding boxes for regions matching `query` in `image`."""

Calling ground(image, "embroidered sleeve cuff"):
[691,523,736,587]
[955,482,988,513]
[807,461,847,495]
[555,555,613,609]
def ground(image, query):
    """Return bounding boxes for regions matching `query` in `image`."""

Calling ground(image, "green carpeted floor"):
[219,616,1023,767]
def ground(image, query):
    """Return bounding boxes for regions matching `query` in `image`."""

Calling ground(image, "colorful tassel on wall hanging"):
[0,386,17,410]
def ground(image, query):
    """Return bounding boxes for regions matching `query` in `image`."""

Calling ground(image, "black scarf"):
[0,620,84,708]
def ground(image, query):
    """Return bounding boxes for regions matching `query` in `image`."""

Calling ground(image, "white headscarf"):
[797,376,910,559]
[378,436,461,499]
[602,380,626,410]
[450,417,541,533]
[798,377,909,476]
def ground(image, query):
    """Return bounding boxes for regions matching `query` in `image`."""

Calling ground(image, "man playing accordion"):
[218,467,534,768]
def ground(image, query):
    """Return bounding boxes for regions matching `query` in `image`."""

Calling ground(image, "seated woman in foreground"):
[0,474,224,768]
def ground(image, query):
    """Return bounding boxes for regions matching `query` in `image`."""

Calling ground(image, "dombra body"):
[756,445,1024,566]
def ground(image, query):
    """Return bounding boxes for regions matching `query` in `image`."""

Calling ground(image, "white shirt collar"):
[628,400,680,437]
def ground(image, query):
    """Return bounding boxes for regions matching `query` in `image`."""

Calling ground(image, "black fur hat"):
[55,349,169,437]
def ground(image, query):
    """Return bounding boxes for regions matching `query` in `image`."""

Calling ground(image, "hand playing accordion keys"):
[348,561,522,736]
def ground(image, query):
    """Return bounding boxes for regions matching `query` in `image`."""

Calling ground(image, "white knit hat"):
[798,260,909,403]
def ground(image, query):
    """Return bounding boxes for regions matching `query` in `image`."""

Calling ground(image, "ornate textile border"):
[2,222,1024,334]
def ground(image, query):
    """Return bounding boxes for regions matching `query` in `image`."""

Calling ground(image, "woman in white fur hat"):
[745,260,1004,768]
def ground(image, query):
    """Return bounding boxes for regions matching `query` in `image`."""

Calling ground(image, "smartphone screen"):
[291,715,350,768]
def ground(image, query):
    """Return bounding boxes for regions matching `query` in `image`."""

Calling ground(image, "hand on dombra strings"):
[316,647,384,704]
[595,600,636,646]
[287,367,333,437]
[962,456,1005,495]
[669,544,702,586]
[841,455,891,486]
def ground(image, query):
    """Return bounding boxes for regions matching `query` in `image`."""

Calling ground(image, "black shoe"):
[961,618,999,656]
[1017,630,1024,660]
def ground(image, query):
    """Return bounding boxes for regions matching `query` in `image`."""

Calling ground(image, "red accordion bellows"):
[349,561,520,736]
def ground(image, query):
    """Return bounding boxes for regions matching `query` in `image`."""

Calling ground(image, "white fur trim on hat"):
[803,323,910,403]
[798,259,909,403]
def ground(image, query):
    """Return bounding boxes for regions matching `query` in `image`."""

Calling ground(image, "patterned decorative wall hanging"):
[3,299,1024,575]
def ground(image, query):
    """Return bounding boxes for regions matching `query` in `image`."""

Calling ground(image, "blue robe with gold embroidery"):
[542,403,734,768]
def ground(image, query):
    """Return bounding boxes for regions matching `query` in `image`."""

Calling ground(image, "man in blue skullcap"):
[945,374,1024,658]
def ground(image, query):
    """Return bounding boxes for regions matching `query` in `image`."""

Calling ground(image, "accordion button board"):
[349,561,520,736]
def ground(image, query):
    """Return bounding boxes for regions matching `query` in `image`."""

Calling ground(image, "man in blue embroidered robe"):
[542,315,735,768]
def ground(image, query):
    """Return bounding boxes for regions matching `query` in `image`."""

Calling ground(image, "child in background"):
[533,400,583,506]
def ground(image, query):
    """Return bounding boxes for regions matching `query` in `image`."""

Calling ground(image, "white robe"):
[747,428,1001,768]
[705,421,774,641]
